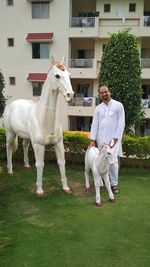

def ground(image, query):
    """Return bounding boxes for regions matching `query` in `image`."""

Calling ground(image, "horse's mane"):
[55,62,65,71]
[47,62,65,76]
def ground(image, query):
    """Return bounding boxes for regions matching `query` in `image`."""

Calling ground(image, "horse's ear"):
[61,56,66,65]
[50,54,55,66]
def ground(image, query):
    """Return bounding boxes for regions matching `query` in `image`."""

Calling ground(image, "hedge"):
[0,128,150,160]
[122,134,150,159]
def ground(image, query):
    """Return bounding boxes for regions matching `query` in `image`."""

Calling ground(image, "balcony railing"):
[70,17,95,27]
[141,59,150,68]
[141,99,150,109]
[144,16,150,26]
[69,97,94,107]
[68,59,93,68]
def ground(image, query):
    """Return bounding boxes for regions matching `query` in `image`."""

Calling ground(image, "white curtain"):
[32,3,49,18]
[40,43,49,58]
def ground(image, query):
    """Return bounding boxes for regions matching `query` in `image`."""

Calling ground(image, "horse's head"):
[103,145,115,165]
[49,55,74,102]
[95,145,115,175]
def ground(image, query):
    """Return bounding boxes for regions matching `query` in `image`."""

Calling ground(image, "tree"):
[98,29,144,132]
[0,70,6,117]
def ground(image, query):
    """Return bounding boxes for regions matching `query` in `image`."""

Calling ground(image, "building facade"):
[0,0,150,134]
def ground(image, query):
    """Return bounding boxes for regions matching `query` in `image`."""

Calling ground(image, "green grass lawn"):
[0,161,150,267]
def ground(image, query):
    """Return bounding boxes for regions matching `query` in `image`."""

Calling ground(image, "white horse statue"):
[85,145,116,207]
[3,55,74,195]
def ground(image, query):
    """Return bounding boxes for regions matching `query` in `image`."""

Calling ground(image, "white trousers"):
[109,154,119,187]
[98,142,121,187]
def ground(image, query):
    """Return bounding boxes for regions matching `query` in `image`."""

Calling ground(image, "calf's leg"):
[85,165,91,192]
[92,167,102,206]
[103,173,115,202]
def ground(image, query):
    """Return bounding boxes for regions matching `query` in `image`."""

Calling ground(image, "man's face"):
[99,86,111,102]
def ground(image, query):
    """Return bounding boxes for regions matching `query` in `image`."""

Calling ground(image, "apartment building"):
[0,0,150,134]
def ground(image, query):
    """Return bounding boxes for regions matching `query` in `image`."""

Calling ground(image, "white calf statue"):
[85,145,116,207]
[3,55,74,195]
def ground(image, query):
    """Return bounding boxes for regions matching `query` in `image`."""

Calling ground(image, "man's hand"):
[109,138,118,148]
[88,140,95,149]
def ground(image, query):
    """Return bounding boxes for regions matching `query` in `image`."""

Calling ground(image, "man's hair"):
[98,85,110,94]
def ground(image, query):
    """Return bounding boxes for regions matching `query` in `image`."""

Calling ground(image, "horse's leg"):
[23,139,31,168]
[85,165,91,192]
[103,173,115,202]
[54,139,71,193]
[5,131,16,175]
[92,167,102,206]
[32,143,45,195]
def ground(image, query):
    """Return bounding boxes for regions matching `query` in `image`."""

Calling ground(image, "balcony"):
[68,59,100,79]
[141,99,150,109]
[141,58,150,79]
[141,99,150,118]
[70,96,93,107]
[69,17,99,38]
[139,16,150,36]
[70,17,95,28]
[68,97,96,117]
[69,16,142,38]
[69,58,93,68]
[141,58,150,68]
[144,16,150,26]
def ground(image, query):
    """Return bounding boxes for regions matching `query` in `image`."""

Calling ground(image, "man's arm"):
[88,139,95,149]
[109,103,125,148]
[114,103,125,140]
[88,107,99,148]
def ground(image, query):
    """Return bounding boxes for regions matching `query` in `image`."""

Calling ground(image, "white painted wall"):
[0,0,150,130]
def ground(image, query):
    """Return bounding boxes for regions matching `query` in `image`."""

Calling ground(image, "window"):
[32,43,49,59]
[76,84,89,97]
[32,82,43,96]
[8,38,14,47]
[103,44,107,52]
[32,2,49,19]
[142,85,150,99]
[141,48,150,58]
[9,77,15,85]
[129,3,136,12]
[77,49,94,59]
[104,4,110,13]
[7,0,13,5]
[69,116,92,132]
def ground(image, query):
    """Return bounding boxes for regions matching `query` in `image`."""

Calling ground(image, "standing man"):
[89,85,125,193]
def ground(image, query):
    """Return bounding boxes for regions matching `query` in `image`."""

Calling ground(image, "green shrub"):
[63,131,89,153]
[123,134,150,158]
[0,128,6,160]
[0,128,150,160]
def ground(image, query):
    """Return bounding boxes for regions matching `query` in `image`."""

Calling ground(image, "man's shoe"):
[111,186,120,194]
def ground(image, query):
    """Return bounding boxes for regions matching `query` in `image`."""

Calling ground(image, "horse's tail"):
[11,135,18,153]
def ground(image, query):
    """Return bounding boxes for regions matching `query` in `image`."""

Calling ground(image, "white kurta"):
[90,99,125,156]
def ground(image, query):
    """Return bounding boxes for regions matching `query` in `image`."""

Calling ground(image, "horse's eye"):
[55,74,61,79]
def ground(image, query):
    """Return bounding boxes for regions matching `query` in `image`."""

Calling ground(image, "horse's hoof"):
[63,188,72,194]
[25,165,31,169]
[36,191,44,196]
[109,198,116,203]
[95,202,102,207]
[85,187,90,193]
[8,172,14,176]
